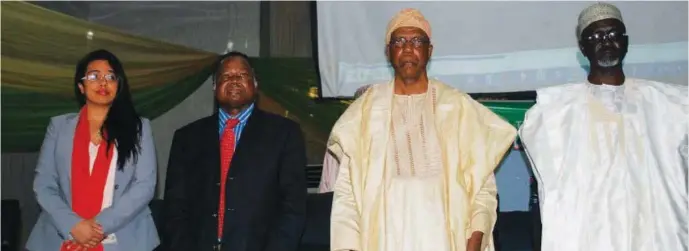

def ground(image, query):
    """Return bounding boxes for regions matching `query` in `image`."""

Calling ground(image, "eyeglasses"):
[82,72,118,82]
[585,30,626,43]
[389,37,430,48]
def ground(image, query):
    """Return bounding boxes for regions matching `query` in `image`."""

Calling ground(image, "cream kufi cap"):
[577,2,623,38]
[385,8,432,44]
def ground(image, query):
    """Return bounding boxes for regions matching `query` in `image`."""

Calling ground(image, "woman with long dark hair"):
[26,49,159,251]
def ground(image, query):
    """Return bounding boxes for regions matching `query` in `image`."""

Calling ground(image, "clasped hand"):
[68,219,104,250]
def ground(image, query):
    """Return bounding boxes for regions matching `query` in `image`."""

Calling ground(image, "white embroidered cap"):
[577,2,623,39]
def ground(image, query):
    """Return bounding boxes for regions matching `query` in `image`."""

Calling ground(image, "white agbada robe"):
[519,78,688,251]
[383,92,450,251]
[328,80,515,251]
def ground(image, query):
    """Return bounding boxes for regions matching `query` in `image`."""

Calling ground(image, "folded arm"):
[519,99,555,210]
[329,148,361,251]
[95,119,157,234]
[466,97,516,250]
[264,123,308,251]
[469,174,498,251]
[33,118,83,240]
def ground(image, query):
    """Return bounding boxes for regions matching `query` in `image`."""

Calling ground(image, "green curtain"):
[251,58,348,134]
[1,1,218,152]
[481,101,533,128]
[250,58,533,162]
[1,1,534,154]
[251,57,534,135]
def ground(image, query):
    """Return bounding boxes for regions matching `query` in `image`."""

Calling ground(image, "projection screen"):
[316,1,688,98]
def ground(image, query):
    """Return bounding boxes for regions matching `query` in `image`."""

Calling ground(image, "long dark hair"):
[74,49,142,170]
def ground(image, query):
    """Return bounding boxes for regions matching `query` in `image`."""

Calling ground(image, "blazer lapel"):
[228,109,263,178]
[58,115,79,205]
[205,113,222,189]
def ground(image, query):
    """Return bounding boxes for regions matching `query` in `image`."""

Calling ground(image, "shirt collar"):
[219,103,255,126]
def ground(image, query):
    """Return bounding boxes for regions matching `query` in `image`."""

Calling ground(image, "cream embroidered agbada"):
[328,80,516,251]
[519,79,688,251]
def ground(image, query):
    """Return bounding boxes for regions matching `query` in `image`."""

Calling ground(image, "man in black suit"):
[162,51,307,251]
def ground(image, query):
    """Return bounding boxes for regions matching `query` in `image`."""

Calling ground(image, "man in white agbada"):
[327,8,517,251]
[519,3,688,251]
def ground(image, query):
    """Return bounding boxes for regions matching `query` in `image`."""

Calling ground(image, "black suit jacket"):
[161,108,307,251]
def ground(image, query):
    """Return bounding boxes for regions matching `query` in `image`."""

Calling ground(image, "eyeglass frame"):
[583,30,627,44]
[81,72,118,83]
[388,37,431,48]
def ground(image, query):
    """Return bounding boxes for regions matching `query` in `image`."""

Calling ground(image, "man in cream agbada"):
[520,3,688,251]
[327,8,516,251]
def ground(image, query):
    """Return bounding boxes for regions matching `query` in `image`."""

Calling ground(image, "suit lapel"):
[204,113,222,190]
[229,109,263,178]
[59,115,79,205]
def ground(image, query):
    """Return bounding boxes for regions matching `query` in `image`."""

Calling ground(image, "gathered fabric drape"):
[1,1,533,154]
[1,1,218,152]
